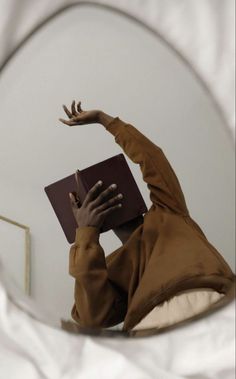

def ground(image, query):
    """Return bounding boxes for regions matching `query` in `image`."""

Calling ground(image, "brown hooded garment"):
[69,117,236,331]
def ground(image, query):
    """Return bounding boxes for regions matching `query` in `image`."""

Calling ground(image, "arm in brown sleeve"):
[69,226,127,328]
[104,116,189,216]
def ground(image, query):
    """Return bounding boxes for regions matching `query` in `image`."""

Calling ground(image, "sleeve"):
[69,226,127,328]
[105,117,190,216]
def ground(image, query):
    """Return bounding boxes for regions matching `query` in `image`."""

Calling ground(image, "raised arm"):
[98,111,190,216]
[59,101,189,215]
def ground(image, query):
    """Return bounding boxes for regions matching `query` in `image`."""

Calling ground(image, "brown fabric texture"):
[69,117,236,331]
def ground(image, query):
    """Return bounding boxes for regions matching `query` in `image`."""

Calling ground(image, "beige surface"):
[132,288,225,330]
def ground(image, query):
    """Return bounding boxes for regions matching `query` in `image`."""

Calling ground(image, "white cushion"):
[132,288,225,330]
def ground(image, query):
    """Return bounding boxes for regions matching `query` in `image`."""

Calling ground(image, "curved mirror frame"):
[0,3,234,338]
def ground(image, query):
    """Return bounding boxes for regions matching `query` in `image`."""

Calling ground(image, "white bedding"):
[0,262,235,379]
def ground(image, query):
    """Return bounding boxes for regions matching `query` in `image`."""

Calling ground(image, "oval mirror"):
[0,4,234,338]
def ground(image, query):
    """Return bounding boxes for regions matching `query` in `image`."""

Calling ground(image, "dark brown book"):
[44,153,148,243]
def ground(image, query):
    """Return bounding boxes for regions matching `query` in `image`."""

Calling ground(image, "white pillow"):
[132,288,225,330]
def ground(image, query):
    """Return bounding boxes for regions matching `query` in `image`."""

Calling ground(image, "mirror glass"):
[0,4,234,336]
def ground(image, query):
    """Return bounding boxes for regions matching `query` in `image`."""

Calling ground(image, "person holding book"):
[59,101,236,331]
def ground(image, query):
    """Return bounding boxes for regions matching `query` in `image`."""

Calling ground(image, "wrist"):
[96,110,103,122]
[75,226,100,245]
[77,224,100,232]
[97,111,115,127]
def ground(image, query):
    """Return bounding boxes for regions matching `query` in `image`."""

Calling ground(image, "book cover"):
[44,154,147,243]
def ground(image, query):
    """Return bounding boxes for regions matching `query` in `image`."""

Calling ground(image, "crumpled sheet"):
[0,261,235,379]
[0,0,234,141]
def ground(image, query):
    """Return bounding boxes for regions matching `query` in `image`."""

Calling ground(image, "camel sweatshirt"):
[69,117,236,331]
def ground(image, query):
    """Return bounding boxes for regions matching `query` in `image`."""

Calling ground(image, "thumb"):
[69,192,77,208]
[69,192,81,207]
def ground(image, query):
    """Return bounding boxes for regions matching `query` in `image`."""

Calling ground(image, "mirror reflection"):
[0,4,235,337]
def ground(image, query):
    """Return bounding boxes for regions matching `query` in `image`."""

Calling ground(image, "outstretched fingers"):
[63,104,73,118]
[59,118,77,126]
[83,180,103,207]
[77,101,83,112]
[100,203,122,216]
[59,100,84,126]
[71,100,77,116]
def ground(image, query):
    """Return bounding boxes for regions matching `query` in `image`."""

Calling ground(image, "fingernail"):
[97,180,103,185]
[111,184,117,189]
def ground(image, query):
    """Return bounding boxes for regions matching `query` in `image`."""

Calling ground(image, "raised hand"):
[59,100,101,126]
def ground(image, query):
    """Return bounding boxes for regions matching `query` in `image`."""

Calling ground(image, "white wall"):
[0,218,26,293]
[0,5,234,321]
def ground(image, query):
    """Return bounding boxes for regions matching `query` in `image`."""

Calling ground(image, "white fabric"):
[0,261,235,379]
[132,288,225,330]
[0,0,234,141]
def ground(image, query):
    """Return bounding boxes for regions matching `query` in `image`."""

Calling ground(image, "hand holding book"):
[69,171,123,230]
